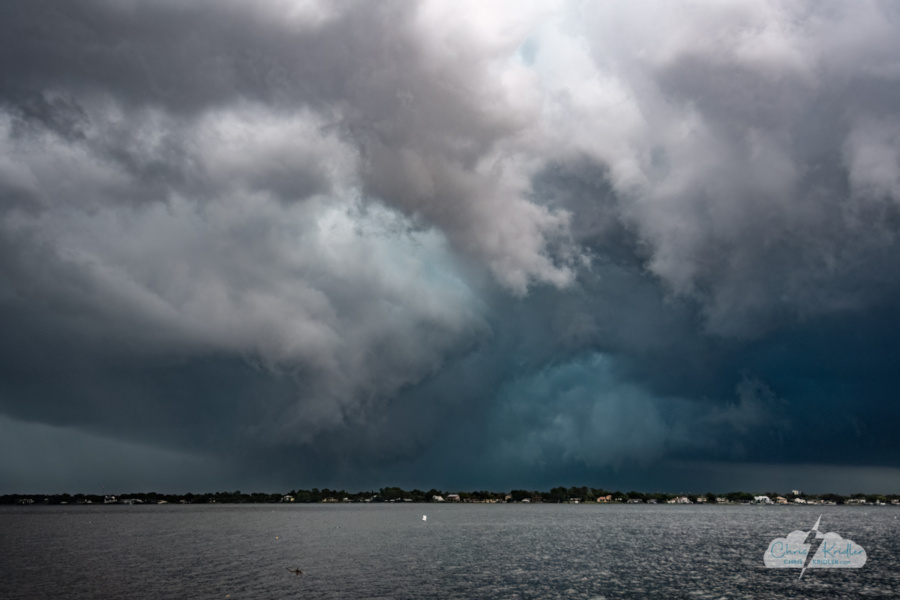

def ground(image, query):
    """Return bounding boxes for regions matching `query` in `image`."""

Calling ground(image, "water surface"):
[2,504,898,599]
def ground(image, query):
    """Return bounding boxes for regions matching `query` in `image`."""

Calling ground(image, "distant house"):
[675,496,692,504]
[716,497,728,504]
[446,494,461,502]
[793,498,806,504]
[775,496,788,504]
[695,496,707,503]
[596,495,612,503]
[281,495,295,503]
[753,496,773,505]
[432,495,445,502]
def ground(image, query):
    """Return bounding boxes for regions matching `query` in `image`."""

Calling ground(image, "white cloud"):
[504,0,900,334]
[844,116,900,202]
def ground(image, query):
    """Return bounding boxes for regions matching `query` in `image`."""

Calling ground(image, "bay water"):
[2,504,898,599]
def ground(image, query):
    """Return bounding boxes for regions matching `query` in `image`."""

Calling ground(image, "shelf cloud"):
[2,0,900,493]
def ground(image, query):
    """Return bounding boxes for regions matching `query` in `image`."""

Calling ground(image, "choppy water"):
[1,504,898,599]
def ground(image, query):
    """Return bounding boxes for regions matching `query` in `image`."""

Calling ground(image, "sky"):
[2,0,900,495]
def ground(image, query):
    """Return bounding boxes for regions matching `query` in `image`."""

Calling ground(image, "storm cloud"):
[2,0,900,494]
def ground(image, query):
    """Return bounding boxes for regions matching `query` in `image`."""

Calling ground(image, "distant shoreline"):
[3,487,899,506]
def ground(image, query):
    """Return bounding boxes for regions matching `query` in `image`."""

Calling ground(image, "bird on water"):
[286,568,303,576]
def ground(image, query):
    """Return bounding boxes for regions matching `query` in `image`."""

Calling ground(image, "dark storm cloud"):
[2,0,900,493]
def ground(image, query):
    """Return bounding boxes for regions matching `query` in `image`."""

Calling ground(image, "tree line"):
[2,486,897,505]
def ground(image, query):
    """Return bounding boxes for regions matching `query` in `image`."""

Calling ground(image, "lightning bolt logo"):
[799,515,824,579]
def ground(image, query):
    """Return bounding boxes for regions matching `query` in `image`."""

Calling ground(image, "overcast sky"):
[3,0,900,495]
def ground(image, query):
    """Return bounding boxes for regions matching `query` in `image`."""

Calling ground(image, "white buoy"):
[423,515,427,521]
